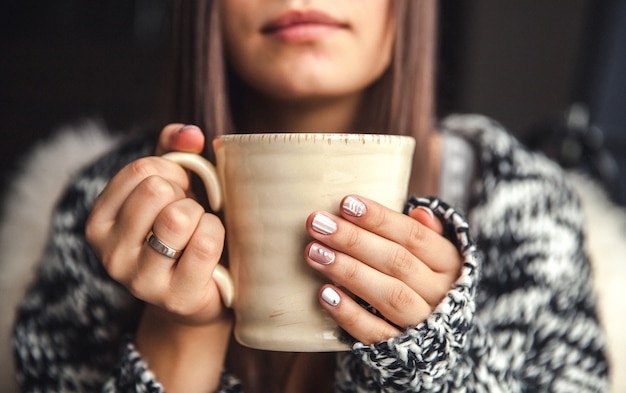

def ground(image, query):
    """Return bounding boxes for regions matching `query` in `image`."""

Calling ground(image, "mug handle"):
[161,152,235,308]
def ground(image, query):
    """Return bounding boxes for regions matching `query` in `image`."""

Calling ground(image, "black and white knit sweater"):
[12,115,609,392]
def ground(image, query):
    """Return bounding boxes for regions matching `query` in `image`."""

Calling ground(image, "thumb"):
[155,124,205,156]
[409,206,444,235]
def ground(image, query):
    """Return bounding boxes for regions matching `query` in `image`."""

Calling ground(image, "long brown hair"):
[170,0,438,195]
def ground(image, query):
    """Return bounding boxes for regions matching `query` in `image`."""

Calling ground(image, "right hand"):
[155,123,206,156]
[86,124,228,327]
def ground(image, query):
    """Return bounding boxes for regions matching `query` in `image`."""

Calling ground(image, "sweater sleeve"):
[11,138,244,393]
[334,197,520,392]
[334,116,610,392]
[335,193,608,392]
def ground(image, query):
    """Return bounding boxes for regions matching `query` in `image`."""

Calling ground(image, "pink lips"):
[261,10,348,42]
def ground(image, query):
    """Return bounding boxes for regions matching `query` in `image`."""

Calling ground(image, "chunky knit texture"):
[12,115,609,392]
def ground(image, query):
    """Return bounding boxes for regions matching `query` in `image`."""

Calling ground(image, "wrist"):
[136,305,233,393]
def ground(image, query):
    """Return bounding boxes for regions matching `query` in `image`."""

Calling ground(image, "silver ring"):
[146,230,183,259]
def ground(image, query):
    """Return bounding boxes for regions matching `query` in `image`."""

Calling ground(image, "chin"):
[264,72,363,98]
[268,84,359,102]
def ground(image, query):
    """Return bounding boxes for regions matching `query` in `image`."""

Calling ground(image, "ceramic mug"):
[163,133,415,352]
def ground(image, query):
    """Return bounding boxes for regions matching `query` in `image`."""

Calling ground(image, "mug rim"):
[215,132,415,145]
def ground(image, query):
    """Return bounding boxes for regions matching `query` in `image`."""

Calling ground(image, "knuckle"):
[127,157,161,179]
[407,221,426,245]
[101,247,129,283]
[158,202,198,235]
[345,227,363,249]
[387,284,418,314]
[139,175,178,202]
[127,276,144,298]
[388,247,415,278]
[85,202,112,247]
[342,260,362,284]
[370,207,388,229]
[189,231,224,262]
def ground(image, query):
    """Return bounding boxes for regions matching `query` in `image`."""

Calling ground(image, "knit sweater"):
[12,114,609,392]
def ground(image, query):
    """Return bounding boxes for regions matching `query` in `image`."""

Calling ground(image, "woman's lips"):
[261,10,348,42]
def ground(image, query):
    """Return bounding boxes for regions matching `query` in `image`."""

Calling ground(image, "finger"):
[338,195,459,273]
[102,176,187,282]
[156,123,184,155]
[116,176,188,248]
[155,124,205,156]
[92,157,192,228]
[306,242,434,325]
[167,213,226,318]
[318,285,401,345]
[125,198,205,306]
[307,212,454,304]
[409,206,444,235]
[151,198,206,253]
[306,239,446,306]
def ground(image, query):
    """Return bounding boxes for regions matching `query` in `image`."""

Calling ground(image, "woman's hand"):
[305,195,461,345]
[87,124,226,326]
[86,123,229,392]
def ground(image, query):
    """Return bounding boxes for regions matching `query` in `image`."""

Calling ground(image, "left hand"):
[305,195,462,345]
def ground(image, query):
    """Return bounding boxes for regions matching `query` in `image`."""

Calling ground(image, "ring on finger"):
[146,230,184,259]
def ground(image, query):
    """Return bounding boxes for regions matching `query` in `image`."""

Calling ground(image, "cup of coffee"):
[163,133,415,351]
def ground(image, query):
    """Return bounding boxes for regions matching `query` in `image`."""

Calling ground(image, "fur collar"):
[0,120,120,392]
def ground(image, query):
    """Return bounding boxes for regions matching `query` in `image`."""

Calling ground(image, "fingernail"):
[312,213,337,235]
[321,287,341,306]
[416,206,435,220]
[342,196,366,217]
[308,243,336,265]
[178,124,196,133]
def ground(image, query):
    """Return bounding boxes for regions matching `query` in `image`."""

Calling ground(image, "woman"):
[12,0,609,392]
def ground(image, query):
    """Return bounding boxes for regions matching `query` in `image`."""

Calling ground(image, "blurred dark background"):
[0,0,172,186]
[1,0,625,204]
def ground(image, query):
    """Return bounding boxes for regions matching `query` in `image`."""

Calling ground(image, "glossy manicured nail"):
[342,196,366,217]
[321,287,341,306]
[308,243,336,265]
[312,213,337,235]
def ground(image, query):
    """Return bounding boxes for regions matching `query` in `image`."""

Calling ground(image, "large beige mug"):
[163,133,415,352]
